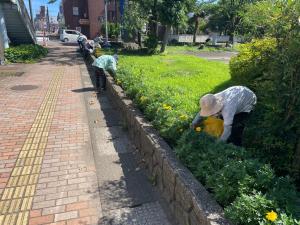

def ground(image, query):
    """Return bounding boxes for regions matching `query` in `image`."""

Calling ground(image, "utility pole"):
[28,0,34,23]
[46,7,50,32]
[104,0,109,46]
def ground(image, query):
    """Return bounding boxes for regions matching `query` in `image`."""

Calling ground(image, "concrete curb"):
[88,53,232,225]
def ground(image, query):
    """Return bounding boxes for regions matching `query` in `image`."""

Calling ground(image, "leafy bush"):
[230,38,277,87]
[225,193,300,225]
[5,44,48,63]
[230,37,300,182]
[175,131,299,224]
[225,193,275,225]
[144,34,159,54]
[101,22,120,39]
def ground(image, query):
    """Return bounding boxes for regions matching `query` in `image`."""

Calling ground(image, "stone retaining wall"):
[87,53,232,225]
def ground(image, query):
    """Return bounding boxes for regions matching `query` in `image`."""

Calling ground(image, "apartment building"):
[62,0,120,39]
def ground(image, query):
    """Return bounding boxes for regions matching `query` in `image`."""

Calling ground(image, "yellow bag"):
[203,117,224,138]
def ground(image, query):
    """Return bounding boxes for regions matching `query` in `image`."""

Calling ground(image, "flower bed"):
[115,52,300,225]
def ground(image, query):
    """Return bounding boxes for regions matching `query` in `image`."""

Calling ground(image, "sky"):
[24,0,60,19]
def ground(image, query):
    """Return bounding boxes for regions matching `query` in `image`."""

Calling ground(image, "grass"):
[116,52,232,144]
[118,53,231,111]
[113,50,300,225]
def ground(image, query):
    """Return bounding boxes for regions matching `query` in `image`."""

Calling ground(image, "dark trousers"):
[227,112,250,146]
[95,68,106,89]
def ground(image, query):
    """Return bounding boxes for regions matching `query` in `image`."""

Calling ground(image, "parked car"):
[60,29,87,42]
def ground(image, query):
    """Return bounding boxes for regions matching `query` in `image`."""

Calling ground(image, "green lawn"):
[117,52,231,144]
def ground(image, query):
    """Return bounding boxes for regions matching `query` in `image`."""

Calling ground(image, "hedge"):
[5,44,48,63]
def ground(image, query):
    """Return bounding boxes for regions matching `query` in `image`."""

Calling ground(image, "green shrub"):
[225,193,300,225]
[5,44,48,63]
[101,22,120,39]
[225,193,276,225]
[230,38,277,88]
[144,34,159,54]
[175,131,299,223]
[230,37,300,182]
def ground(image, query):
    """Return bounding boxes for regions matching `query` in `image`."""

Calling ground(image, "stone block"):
[174,201,190,225]
[152,164,163,191]
[175,177,193,212]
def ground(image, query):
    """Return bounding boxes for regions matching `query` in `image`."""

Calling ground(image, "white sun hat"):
[200,94,223,117]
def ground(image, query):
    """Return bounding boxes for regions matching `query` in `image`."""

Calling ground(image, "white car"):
[60,29,87,42]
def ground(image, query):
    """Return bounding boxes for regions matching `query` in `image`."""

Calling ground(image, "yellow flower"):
[266,211,278,222]
[195,127,201,132]
[116,79,122,85]
[140,96,147,103]
[179,115,188,121]
[163,104,172,111]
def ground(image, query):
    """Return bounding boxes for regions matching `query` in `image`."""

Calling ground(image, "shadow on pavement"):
[76,57,174,225]
[37,42,84,66]
[71,87,95,93]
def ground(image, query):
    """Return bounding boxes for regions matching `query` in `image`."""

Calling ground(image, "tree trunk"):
[193,16,199,44]
[149,0,158,37]
[160,25,170,53]
[137,31,142,48]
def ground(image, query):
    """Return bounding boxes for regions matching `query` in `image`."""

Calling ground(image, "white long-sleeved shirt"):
[215,86,257,141]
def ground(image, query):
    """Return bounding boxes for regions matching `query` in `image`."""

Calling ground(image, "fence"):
[169,34,244,44]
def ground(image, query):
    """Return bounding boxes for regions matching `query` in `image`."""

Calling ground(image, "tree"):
[206,0,261,40]
[189,0,216,44]
[123,0,147,46]
[238,0,283,40]
[159,0,194,52]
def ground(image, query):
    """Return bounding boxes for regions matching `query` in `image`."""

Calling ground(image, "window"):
[73,7,79,16]
[66,30,77,34]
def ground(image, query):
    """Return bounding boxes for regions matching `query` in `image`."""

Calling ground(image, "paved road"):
[0,41,174,225]
[186,51,238,64]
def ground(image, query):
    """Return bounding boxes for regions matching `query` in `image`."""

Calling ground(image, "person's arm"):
[191,113,203,129]
[220,124,232,141]
[109,58,117,76]
[219,110,234,141]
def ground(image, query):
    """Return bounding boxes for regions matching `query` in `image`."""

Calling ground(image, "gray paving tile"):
[99,202,172,225]
[96,154,156,211]
[89,109,123,127]
[93,127,132,155]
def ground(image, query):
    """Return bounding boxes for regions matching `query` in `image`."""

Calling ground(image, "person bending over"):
[192,86,257,145]
[92,54,118,92]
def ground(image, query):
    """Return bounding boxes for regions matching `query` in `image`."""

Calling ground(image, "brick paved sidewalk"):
[0,43,101,225]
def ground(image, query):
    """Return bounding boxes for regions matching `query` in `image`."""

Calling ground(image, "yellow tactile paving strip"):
[0,70,63,225]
